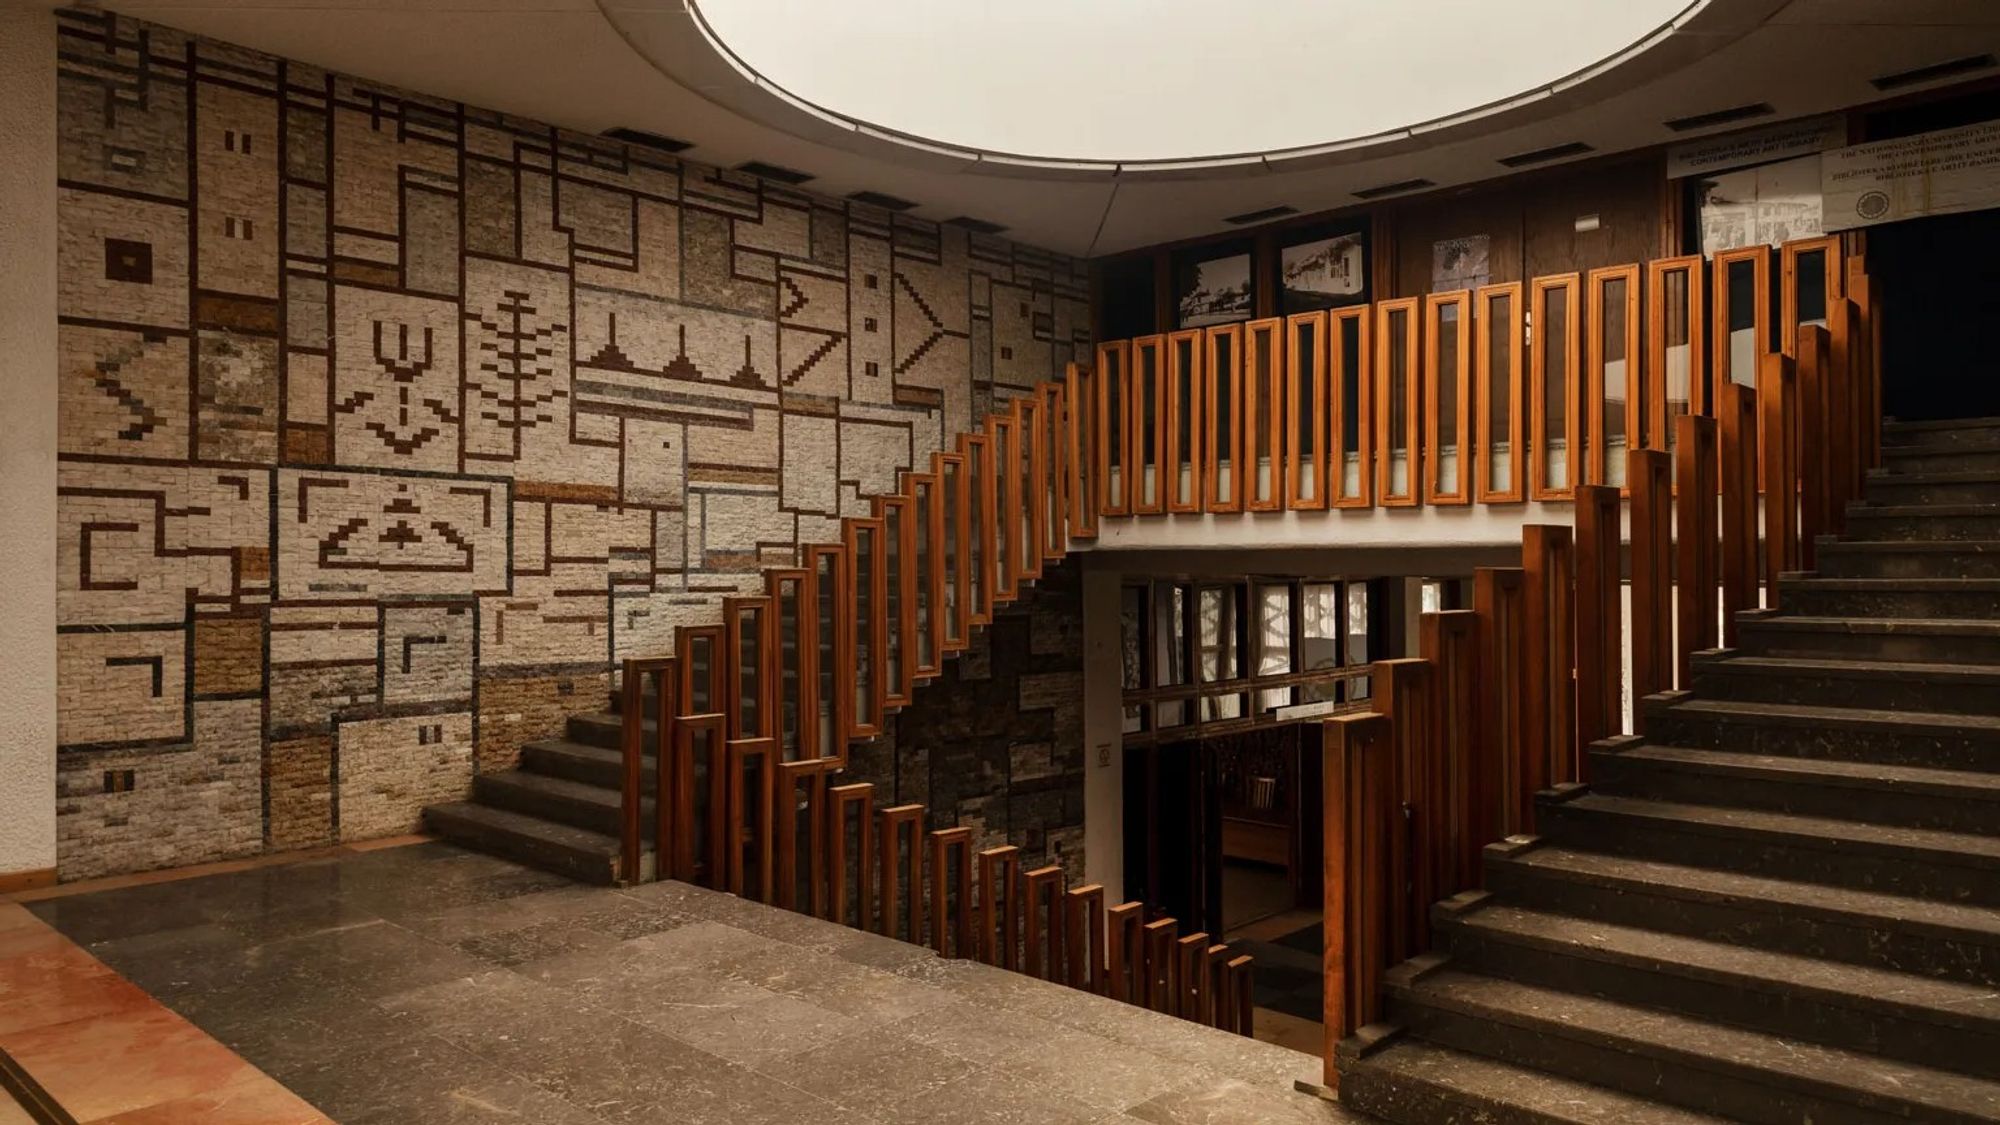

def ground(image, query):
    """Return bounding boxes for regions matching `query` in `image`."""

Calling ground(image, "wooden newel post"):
[1673,414,1719,687]
[619,659,644,884]
[1628,449,1673,730]
[1472,566,1527,840]
[1759,351,1799,597]
[1372,656,1432,961]
[1717,381,1760,643]
[1573,485,1623,766]
[1521,525,1575,808]
[1420,610,1479,896]
[1795,328,1830,571]
[1322,711,1392,1093]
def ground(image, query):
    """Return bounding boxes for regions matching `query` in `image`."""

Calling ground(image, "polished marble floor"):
[26,843,1358,1125]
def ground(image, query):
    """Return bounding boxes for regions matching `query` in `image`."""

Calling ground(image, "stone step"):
[1691,653,2000,716]
[422,800,634,885]
[1437,897,2000,1081]
[1383,960,2000,1124]
[473,769,643,837]
[1482,840,2000,988]
[1883,446,2000,475]
[1812,538,2000,580]
[1588,739,2000,833]
[1336,1030,1729,1125]
[1841,502,2000,541]
[1776,576,2000,619]
[1644,695,2000,770]
[1735,613,2000,663]
[566,710,630,751]
[1882,416,2000,452]
[520,738,650,790]
[1537,790,2000,907]
[1863,469,2000,507]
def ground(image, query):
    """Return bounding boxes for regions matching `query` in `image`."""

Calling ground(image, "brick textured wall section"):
[864,562,1086,883]
[48,12,1088,879]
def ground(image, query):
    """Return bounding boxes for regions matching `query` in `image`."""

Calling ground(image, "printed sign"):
[1666,115,1844,180]
[1822,118,2000,230]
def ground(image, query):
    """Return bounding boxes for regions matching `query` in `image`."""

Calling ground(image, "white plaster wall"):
[0,5,58,879]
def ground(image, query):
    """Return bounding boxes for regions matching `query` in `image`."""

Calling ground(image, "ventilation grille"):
[1664,103,1774,132]
[945,216,1008,235]
[848,190,919,212]
[736,160,814,185]
[1498,141,1594,168]
[1872,53,1997,91]
[602,127,692,154]
[1224,205,1298,226]
[1354,177,1435,200]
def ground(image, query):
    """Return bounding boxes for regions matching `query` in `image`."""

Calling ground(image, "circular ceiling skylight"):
[688,0,1697,163]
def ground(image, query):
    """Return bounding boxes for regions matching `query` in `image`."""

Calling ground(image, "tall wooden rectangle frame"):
[1374,297,1422,507]
[1422,289,1473,506]
[1474,282,1525,504]
[1529,273,1582,501]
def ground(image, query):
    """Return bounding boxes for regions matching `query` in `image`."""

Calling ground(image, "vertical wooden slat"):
[1040,381,1069,562]
[1023,865,1067,981]
[1375,297,1423,506]
[1522,525,1576,799]
[1718,382,1761,646]
[766,569,819,758]
[1226,955,1256,1037]
[1573,485,1623,765]
[1144,918,1179,1013]
[1064,885,1106,992]
[618,660,645,883]
[724,737,776,902]
[843,519,884,738]
[1175,933,1211,1021]
[928,827,975,958]
[774,758,824,912]
[1586,264,1643,491]
[1064,362,1098,540]
[806,545,851,765]
[1830,297,1862,525]
[1422,290,1473,505]
[1095,340,1131,518]
[1323,711,1391,1093]
[1017,394,1048,581]
[1286,310,1329,510]
[1419,610,1479,895]
[1473,567,1527,839]
[1674,415,1720,688]
[977,845,1021,969]
[964,432,996,625]
[1106,901,1144,1003]
[1759,352,1800,598]
[1629,449,1674,728]
[877,804,924,942]
[935,452,969,656]
[1329,306,1374,509]
[827,782,874,928]
[674,712,724,886]
[1530,274,1582,501]
[1244,318,1285,512]
[1204,324,1245,513]
[1647,256,1706,443]
[1166,330,1206,513]
[990,413,1020,604]
[1474,283,1525,504]
[1796,327,1829,574]
[1780,234,1843,360]
[1372,656,1431,961]
[1129,336,1166,516]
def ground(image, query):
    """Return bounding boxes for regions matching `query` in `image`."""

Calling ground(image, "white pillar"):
[0,6,58,884]
[1080,559,1124,901]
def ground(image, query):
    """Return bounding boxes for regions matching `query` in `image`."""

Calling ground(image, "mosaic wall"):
[51,10,1091,880]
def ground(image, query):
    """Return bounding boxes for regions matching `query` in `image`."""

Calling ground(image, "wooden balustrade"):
[610,244,1887,1067]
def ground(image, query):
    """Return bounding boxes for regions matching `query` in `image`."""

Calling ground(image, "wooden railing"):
[1315,250,1881,1090]
[614,238,1879,1047]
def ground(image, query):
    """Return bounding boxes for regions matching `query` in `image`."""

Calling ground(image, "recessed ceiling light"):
[1498,141,1594,168]
[602,127,692,154]
[1354,178,1435,200]
[1223,205,1299,225]
[1664,103,1774,133]
[1872,54,1997,92]
[848,190,919,212]
[736,160,815,185]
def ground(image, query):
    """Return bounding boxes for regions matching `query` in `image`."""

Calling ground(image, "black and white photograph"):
[1280,231,1366,312]
[1177,252,1254,327]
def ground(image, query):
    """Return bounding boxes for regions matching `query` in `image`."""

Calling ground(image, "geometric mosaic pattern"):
[52,11,1090,880]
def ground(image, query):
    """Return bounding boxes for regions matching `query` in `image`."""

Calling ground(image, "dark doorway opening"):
[1864,88,2000,422]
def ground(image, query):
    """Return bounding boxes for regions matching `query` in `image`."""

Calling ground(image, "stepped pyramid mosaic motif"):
[51,10,1091,880]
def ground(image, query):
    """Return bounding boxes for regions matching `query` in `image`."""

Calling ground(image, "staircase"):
[1336,417,2000,1124]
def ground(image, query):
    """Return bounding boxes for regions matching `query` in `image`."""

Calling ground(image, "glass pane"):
[1296,320,1318,499]
[1018,417,1035,574]
[1663,269,1691,452]
[1603,277,1629,488]
[1299,582,1339,703]
[1388,309,1411,496]
[690,633,715,715]
[738,607,762,738]
[1213,332,1235,499]
[967,446,986,615]
[1486,292,1514,493]
[1175,337,1196,504]
[1345,583,1371,702]
[993,427,1011,586]
[883,508,902,692]
[1252,327,1274,502]
[815,558,837,751]
[915,482,934,668]
[1072,383,1093,524]
[1120,585,1145,734]
[1104,353,1124,476]
[1138,344,1159,505]
[1727,259,1759,386]
[1797,249,1828,327]
[1197,586,1240,721]
[778,582,801,754]
[1436,303,1461,495]
[942,461,961,644]
[1257,584,1293,713]
[1544,288,1570,490]
[1339,320,1363,498]
[1154,584,1187,729]
[853,530,875,724]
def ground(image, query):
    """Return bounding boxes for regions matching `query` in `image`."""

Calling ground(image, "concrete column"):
[1079,558,1124,901]
[0,6,58,885]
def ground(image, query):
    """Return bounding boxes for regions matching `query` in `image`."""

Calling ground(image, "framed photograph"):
[1279,227,1368,314]
[1176,252,1254,328]
[1431,234,1491,292]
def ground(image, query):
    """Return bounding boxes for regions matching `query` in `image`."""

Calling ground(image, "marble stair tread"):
[1349,1037,1732,1125]
[1657,696,2000,738]
[1738,615,2000,636]
[1553,794,2000,869]
[1452,902,2000,1032]
[1496,842,2000,947]
[477,768,626,812]
[1702,652,2000,684]
[521,738,650,783]
[1845,501,2000,517]
[422,800,627,884]
[1883,416,2000,436]
[1395,967,2000,1121]
[1815,538,2000,553]
[1866,468,2000,483]
[1604,742,2000,796]
[1780,576,2000,590]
